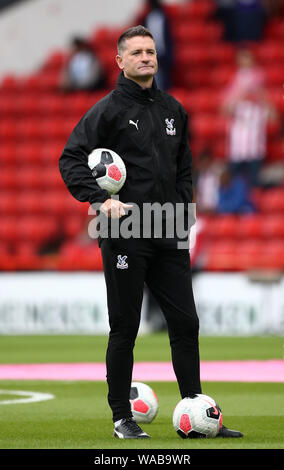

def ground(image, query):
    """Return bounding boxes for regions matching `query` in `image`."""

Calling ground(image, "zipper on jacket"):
[147,103,162,200]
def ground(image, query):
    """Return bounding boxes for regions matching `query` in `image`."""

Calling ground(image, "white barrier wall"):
[0,272,283,335]
[0,0,184,79]
[194,273,284,336]
[0,272,150,334]
[0,0,143,78]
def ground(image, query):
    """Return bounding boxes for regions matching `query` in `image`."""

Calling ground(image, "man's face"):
[116,36,158,83]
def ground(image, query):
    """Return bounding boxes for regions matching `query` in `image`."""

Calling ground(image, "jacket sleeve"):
[59,104,110,205]
[176,110,193,204]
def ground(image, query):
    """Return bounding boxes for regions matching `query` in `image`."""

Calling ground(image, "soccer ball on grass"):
[88,148,126,195]
[130,382,159,424]
[173,393,223,438]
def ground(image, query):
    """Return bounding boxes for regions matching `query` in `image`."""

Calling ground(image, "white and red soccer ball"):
[130,382,159,424]
[88,148,126,195]
[173,394,223,438]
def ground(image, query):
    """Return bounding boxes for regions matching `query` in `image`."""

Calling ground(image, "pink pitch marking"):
[0,360,283,382]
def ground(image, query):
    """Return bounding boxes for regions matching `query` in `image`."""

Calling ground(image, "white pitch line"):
[0,390,55,405]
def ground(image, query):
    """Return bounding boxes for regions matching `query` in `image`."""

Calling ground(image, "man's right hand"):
[99,199,133,219]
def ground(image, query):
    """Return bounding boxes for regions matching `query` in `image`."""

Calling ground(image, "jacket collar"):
[116,71,159,103]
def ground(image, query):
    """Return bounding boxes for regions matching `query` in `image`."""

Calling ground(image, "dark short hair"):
[117,25,154,55]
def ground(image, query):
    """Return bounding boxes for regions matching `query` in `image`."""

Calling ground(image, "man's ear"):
[116,55,124,70]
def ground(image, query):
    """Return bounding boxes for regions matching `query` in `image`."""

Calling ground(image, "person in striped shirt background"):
[221,48,278,187]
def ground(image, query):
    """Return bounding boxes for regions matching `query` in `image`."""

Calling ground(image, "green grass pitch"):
[0,334,283,449]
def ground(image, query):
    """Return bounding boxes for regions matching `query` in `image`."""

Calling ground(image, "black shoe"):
[113,418,150,439]
[217,425,243,438]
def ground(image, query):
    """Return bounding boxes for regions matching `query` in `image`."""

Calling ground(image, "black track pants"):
[100,237,202,422]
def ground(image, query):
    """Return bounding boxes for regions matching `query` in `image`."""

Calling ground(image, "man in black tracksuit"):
[59,26,242,439]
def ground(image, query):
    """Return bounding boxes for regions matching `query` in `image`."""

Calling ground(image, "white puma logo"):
[129,119,139,130]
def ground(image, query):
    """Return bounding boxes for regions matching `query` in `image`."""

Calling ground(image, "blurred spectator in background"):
[136,0,174,90]
[217,166,256,213]
[215,0,266,42]
[194,149,223,214]
[215,0,237,41]
[221,49,278,187]
[233,0,266,42]
[59,36,106,92]
[223,48,265,98]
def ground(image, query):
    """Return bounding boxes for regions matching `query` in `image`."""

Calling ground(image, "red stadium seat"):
[57,240,103,271]
[257,188,284,213]
[0,96,17,116]
[236,215,263,239]
[96,46,116,74]
[163,3,180,20]
[16,167,41,189]
[18,143,41,164]
[16,216,58,245]
[258,240,284,270]
[40,191,69,216]
[39,142,65,164]
[176,47,211,66]
[91,27,122,50]
[0,193,18,216]
[211,139,226,159]
[208,44,235,63]
[267,88,284,115]
[19,192,43,215]
[42,50,66,72]
[41,167,65,189]
[206,215,238,239]
[21,71,60,93]
[235,239,265,270]
[0,250,17,270]
[39,117,77,140]
[261,215,284,238]
[209,66,236,87]
[0,144,17,164]
[64,196,89,217]
[37,95,67,116]
[0,120,18,140]
[0,169,18,190]
[167,0,215,22]
[250,188,263,208]
[265,19,284,39]
[16,95,40,116]
[252,41,284,64]
[0,75,20,93]
[266,139,284,161]
[13,242,43,270]
[65,93,93,116]
[264,66,284,86]
[191,114,228,139]
[169,88,189,109]
[183,90,221,114]
[174,22,223,43]
[16,119,41,140]
[107,69,120,89]
[176,68,211,88]
[0,217,18,242]
[63,215,86,239]
[204,239,238,271]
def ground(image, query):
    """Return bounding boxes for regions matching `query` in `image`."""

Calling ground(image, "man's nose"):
[141,52,150,61]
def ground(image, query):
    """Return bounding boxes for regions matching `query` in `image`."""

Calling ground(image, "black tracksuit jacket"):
[59,72,193,212]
